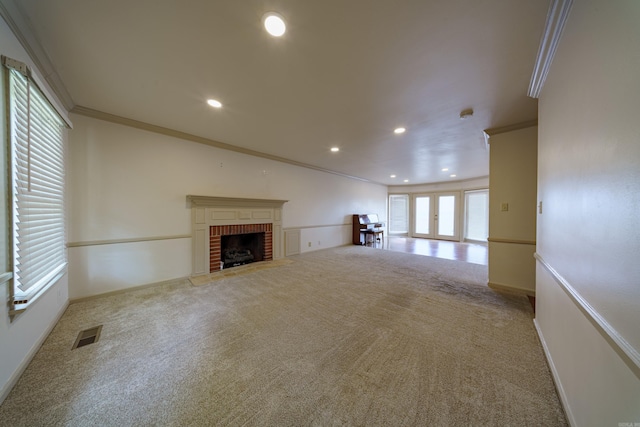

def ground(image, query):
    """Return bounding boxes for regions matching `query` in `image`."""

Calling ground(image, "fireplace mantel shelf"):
[187,195,288,208]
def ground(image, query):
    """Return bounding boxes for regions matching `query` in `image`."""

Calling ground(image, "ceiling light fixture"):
[330,147,339,152]
[450,174,457,178]
[390,174,396,178]
[442,168,449,172]
[394,127,406,134]
[403,179,409,183]
[207,99,222,108]
[263,12,286,37]
[459,109,473,120]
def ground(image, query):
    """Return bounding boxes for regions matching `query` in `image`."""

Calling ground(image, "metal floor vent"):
[72,325,103,350]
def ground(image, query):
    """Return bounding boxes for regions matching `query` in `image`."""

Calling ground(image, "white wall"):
[67,114,387,299]
[488,126,537,294]
[0,16,69,404]
[536,0,640,425]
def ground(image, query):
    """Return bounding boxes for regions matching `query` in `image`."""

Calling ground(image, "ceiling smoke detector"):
[459,109,474,120]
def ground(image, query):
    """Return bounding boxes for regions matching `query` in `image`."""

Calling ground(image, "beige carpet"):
[0,246,567,426]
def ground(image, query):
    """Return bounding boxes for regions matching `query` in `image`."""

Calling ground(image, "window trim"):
[463,188,489,243]
[3,55,71,317]
[388,193,410,235]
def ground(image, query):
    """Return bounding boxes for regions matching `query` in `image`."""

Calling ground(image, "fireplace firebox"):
[209,223,272,272]
[221,232,265,269]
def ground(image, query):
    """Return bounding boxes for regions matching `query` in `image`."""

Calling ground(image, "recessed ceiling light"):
[450,174,457,178]
[263,12,286,37]
[442,168,449,172]
[394,127,406,134]
[207,99,222,108]
[390,174,396,178]
[330,147,339,152]
[403,179,409,183]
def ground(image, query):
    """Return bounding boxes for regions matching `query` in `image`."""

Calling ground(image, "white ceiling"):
[10,0,548,185]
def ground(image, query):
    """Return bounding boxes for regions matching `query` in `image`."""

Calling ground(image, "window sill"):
[9,266,67,320]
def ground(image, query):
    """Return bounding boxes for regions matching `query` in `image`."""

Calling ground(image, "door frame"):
[434,192,461,241]
[410,191,461,241]
[411,193,435,239]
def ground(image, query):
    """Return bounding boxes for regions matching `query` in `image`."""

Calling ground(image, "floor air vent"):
[72,325,102,350]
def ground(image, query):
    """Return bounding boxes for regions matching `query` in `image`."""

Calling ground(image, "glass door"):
[435,193,460,241]
[412,192,460,241]
[413,195,434,238]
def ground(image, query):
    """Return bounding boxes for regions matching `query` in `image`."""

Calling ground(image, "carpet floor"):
[0,246,567,426]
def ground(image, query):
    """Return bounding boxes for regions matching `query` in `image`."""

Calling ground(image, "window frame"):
[463,189,489,243]
[3,55,71,316]
[388,194,409,235]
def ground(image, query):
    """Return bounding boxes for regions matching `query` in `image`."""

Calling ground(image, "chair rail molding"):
[535,252,640,378]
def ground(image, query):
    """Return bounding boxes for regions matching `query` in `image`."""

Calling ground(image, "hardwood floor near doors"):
[371,236,488,266]
[371,236,536,312]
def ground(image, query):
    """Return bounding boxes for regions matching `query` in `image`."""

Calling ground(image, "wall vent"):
[72,325,102,350]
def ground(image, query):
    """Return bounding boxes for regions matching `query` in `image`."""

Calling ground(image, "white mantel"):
[187,195,287,276]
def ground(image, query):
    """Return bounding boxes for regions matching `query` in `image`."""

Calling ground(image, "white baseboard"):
[533,319,576,427]
[487,281,535,296]
[69,276,188,304]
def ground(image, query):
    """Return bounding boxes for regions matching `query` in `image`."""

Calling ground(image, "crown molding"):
[71,105,382,186]
[0,0,75,110]
[483,119,538,146]
[528,0,574,99]
[387,175,489,190]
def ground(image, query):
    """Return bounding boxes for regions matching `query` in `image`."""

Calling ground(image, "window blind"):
[464,190,488,242]
[389,194,409,234]
[7,66,67,307]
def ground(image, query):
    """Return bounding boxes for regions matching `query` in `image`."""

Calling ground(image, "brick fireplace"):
[187,195,287,276]
[210,223,272,272]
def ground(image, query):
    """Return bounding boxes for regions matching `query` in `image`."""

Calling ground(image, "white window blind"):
[389,194,409,234]
[5,61,68,310]
[464,190,488,242]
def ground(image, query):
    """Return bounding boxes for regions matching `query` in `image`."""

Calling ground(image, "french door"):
[412,192,460,241]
